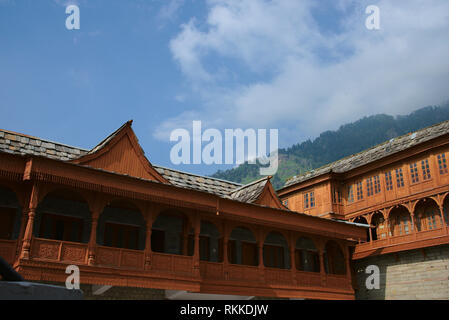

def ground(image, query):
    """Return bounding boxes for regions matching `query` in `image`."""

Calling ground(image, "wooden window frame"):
[437,153,448,175]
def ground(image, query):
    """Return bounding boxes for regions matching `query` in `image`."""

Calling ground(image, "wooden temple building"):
[278,120,449,299]
[0,121,366,300]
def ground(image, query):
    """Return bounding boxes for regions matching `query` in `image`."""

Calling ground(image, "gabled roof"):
[70,121,168,183]
[0,122,281,208]
[282,119,449,189]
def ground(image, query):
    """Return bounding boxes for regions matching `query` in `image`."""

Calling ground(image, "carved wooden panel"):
[31,239,59,260]
[264,268,292,285]
[120,249,144,269]
[96,246,120,267]
[60,243,87,264]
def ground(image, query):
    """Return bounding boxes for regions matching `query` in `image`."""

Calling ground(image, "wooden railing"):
[265,267,292,285]
[96,245,145,269]
[151,252,193,276]
[354,226,449,258]
[296,270,322,287]
[0,239,17,264]
[22,237,353,296]
[31,238,88,265]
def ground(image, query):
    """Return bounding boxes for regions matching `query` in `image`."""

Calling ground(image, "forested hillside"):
[211,102,449,189]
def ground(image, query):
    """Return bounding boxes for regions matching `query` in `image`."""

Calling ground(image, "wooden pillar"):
[222,221,229,280]
[182,217,189,255]
[193,214,200,277]
[15,208,29,257]
[438,204,448,235]
[20,184,39,260]
[289,232,296,285]
[257,229,265,283]
[319,248,326,287]
[144,206,154,269]
[87,210,100,265]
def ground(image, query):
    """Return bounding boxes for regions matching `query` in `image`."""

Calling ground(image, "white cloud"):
[157,0,449,146]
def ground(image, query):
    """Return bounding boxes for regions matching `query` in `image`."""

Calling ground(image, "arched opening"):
[263,231,290,269]
[354,216,370,241]
[371,212,387,241]
[98,200,145,250]
[324,241,346,275]
[228,227,257,266]
[444,195,449,226]
[199,220,222,262]
[151,210,193,256]
[0,186,21,240]
[414,199,442,231]
[295,237,319,272]
[34,189,91,243]
[389,206,412,236]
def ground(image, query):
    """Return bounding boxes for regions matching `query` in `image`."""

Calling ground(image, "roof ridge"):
[284,118,449,186]
[227,176,271,194]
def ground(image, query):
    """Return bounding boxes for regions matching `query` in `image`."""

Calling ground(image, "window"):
[395,168,404,188]
[437,153,448,175]
[39,213,83,243]
[304,191,315,209]
[283,199,289,208]
[356,182,363,200]
[366,177,373,197]
[421,159,431,180]
[410,163,419,183]
[385,171,393,191]
[373,175,381,194]
[347,185,354,203]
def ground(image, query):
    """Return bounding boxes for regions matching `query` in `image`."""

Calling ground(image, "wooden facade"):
[0,122,366,300]
[278,121,449,261]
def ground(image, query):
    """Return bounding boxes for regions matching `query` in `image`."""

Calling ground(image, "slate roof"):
[0,127,270,203]
[153,165,242,197]
[283,119,449,189]
[0,129,87,161]
[227,176,270,203]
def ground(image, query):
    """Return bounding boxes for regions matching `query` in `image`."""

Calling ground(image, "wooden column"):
[20,184,39,260]
[258,228,265,283]
[144,208,154,270]
[438,204,448,235]
[289,232,296,285]
[15,207,29,257]
[319,248,326,287]
[222,221,229,280]
[193,214,200,277]
[87,210,100,265]
[182,217,189,255]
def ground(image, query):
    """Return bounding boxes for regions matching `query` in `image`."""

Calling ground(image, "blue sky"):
[1,0,449,176]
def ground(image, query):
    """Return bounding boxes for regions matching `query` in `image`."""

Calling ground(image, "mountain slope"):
[211,102,449,190]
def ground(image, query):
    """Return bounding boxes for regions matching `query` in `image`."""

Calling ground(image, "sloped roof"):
[0,125,273,205]
[283,119,449,189]
[0,129,88,160]
[227,176,270,203]
[154,165,241,197]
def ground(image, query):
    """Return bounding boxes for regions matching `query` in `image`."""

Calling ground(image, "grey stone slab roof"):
[0,129,88,161]
[283,119,449,188]
[0,128,266,202]
[227,176,269,203]
[153,165,242,197]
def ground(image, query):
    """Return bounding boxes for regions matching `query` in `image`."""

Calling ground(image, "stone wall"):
[354,244,449,300]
